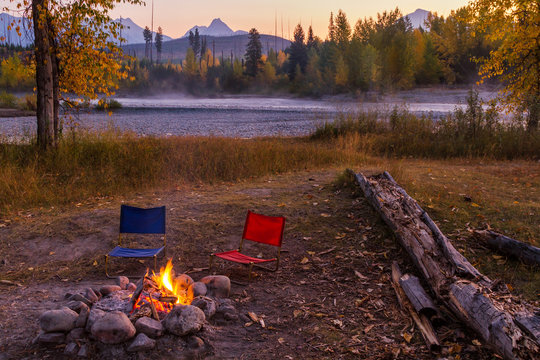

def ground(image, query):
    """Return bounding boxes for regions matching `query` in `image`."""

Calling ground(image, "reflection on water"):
[0,92,495,139]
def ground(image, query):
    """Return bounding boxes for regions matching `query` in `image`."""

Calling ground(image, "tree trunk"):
[46,13,60,146]
[473,230,540,266]
[32,0,54,149]
[349,169,539,359]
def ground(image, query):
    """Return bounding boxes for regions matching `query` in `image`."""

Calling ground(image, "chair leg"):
[153,255,157,272]
[248,262,254,282]
[105,255,113,279]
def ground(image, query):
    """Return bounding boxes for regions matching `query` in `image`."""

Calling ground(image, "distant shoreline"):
[0,108,35,118]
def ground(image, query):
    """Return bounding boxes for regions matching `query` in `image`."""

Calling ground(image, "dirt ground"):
[0,169,495,359]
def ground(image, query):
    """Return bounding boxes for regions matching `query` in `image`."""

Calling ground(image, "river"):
[0,88,498,139]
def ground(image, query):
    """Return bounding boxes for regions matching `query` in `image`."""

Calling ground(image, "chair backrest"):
[242,210,285,247]
[119,205,166,235]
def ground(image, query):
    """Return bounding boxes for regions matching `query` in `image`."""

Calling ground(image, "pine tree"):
[200,36,207,64]
[288,24,308,79]
[307,26,317,50]
[244,28,263,77]
[193,28,201,59]
[328,12,335,42]
[155,27,163,63]
[334,10,351,52]
[143,26,152,59]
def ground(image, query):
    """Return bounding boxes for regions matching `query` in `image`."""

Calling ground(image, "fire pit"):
[35,260,237,357]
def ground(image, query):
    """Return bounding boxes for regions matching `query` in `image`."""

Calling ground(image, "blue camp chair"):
[105,205,166,278]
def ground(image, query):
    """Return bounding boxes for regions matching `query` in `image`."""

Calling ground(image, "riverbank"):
[0,108,35,118]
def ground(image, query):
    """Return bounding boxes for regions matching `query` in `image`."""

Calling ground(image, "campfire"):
[36,260,235,357]
[130,260,195,319]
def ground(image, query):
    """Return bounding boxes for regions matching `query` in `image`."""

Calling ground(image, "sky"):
[1,0,471,39]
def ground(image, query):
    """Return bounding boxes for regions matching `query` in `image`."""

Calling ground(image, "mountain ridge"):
[182,18,247,38]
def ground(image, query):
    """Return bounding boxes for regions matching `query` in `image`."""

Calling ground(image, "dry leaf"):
[471,202,481,207]
[259,319,265,328]
[293,310,302,318]
[403,332,412,343]
[278,203,287,207]
[320,213,331,217]
[364,324,374,334]
[354,270,368,280]
[244,321,253,327]
[278,337,285,344]
[92,260,98,266]
[248,312,259,322]
[49,251,55,255]
[331,319,344,329]
[472,339,481,346]
[300,257,309,264]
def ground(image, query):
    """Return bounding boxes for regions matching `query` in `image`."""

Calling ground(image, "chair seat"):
[108,246,164,258]
[214,250,276,264]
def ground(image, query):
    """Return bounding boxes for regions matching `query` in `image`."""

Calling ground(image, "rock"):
[188,282,207,298]
[99,285,122,296]
[187,335,205,349]
[217,302,238,322]
[115,276,129,290]
[39,307,78,333]
[68,294,92,306]
[85,308,106,333]
[84,288,99,303]
[75,303,90,328]
[163,305,205,336]
[175,274,194,289]
[37,332,66,344]
[91,287,102,299]
[127,282,137,292]
[135,316,163,338]
[78,344,89,358]
[127,333,156,352]
[91,311,136,344]
[191,296,217,319]
[66,328,86,342]
[200,275,230,298]
[64,342,79,356]
[65,301,88,313]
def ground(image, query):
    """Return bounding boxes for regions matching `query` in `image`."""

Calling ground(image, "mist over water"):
[0,90,497,139]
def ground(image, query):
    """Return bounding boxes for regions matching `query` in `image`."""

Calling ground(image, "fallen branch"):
[473,230,540,266]
[348,169,539,359]
[391,262,441,352]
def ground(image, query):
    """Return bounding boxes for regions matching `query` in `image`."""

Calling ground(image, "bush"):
[95,98,122,111]
[0,91,18,108]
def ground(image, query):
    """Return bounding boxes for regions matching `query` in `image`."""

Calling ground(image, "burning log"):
[473,230,540,266]
[349,169,540,359]
[391,262,441,351]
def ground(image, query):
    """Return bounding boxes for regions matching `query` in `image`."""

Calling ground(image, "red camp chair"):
[210,210,286,282]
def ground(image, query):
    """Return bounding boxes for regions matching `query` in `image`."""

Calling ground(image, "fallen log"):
[473,230,540,266]
[349,169,539,359]
[391,262,441,352]
[399,273,438,319]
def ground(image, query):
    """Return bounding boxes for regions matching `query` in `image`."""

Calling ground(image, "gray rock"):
[200,275,230,298]
[75,303,90,328]
[91,311,136,344]
[127,282,137,292]
[37,332,66,344]
[85,308,106,333]
[188,282,207,298]
[191,296,217,319]
[217,302,238,321]
[68,294,92,306]
[65,301,88,313]
[175,274,194,290]
[163,305,205,336]
[127,333,156,352]
[64,342,79,356]
[39,307,78,333]
[84,288,99,303]
[66,328,86,342]
[99,285,122,296]
[78,344,89,358]
[115,276,130,290]
[187,335,204,349]
[135,316,163,338]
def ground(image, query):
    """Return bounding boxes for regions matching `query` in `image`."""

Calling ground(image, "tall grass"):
[312,91,540,159]
[0,130,364,215]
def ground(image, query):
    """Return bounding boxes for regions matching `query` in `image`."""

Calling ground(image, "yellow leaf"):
[300,257,309,264]
[293,310,302,318]
[93,260,98,266]
[403,332,413,343]
[471,203,481,207]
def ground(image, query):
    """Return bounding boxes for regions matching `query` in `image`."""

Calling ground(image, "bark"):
[398,273,438,318]
[474,230,540,266]
[349,169,539,359]
[32,0,55,149]
[46,14,60,145]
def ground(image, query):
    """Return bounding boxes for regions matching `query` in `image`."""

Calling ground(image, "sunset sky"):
[1,0,471,39]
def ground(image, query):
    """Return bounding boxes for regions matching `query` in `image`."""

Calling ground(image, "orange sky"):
[109,0,471,39]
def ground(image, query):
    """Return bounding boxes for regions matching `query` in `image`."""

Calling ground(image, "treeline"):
[118,7,492,95]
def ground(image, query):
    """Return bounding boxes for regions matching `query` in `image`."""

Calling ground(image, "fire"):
[151,259,192,305]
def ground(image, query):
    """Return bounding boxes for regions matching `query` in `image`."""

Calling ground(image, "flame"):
[151,259,192,305]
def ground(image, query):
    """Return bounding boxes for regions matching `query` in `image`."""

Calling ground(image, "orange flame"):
[151,259,192,305]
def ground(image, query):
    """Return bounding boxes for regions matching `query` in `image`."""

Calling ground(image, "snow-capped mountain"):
[405,9,431,29]
[112,17,172,44]
[182,18,247,38]
[0,12,33,47]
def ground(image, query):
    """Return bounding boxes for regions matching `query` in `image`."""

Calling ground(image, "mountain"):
[0,12,172,46]
[182,18,247,38]
[405,9,431,29]
[0,13,33,47]
[112,17,172,45]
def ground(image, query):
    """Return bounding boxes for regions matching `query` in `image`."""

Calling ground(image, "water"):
[0,90,498,139]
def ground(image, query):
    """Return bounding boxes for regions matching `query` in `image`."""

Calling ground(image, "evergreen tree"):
[155,27,163,63]
[193,28,201,59]
[328,12,335,42]
[244,28,263,77]
[288,24,308,79]
[334,10,351,52]
[306,26,317,50]
[143,26,152,59]
[188,30,194,49]
[200,36,207,64]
